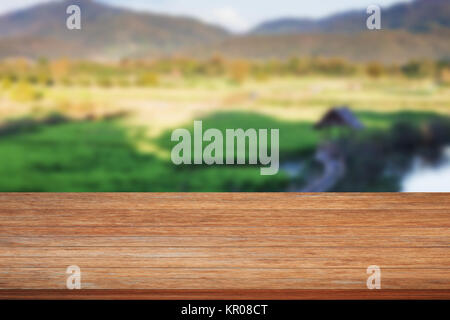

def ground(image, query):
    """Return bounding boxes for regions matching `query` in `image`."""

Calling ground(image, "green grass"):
[0,120,169,191]
[0,119,290,191]
[3,67,450,193]
[157,111,320,159]
[1,109,448,192]
[357,110,448,130]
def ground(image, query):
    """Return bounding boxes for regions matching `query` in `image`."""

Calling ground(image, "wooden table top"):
[0,193,449,300]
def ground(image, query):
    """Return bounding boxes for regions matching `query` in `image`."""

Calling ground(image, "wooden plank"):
[0,193,449,299]
[1,235,448,247]
[1,193,450,210]
[1,290,449,300]
[0,209,448,227]
[0,248,448,269]
[1,256,446,269]
[0,247,447,260]
[1,226,448,237]
[0,268,449,289]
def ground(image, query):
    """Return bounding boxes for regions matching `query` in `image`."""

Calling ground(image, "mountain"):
[0,0,229,59]
[252,0,450,35]
[208,0,449,63]
[202,29,450,63]
[0,0,449,62]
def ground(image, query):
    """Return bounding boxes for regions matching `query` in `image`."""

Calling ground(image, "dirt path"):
[301,144,346,192]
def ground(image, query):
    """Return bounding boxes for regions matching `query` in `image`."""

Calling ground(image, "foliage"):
[0,120,289,192]
[1,57,447,89]
[157,111,320,162]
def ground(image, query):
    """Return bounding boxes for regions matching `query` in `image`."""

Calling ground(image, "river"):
[401,146,450,192]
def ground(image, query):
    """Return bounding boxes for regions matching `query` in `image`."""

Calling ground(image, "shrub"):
[136,72,159,87]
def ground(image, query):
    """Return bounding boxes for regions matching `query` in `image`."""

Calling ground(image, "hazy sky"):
[1,0,413,32]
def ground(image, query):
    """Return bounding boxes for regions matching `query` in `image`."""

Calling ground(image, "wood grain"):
[0,193,449,299]
[2,290,449,300]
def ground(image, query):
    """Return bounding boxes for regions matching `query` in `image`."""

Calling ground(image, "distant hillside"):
[0,0,229,59]
[0,0,449,63]
[215,0,450,63]
[203,29,450,63]
[252,0,450,34]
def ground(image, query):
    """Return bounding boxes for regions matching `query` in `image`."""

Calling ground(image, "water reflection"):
[402,146,450,192]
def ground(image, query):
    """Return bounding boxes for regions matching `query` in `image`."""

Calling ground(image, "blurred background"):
[0,0,449,192]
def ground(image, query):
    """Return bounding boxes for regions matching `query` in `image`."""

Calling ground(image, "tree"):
[229,60,250,84]
[50,58,71,82]
[366,62,384,78]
